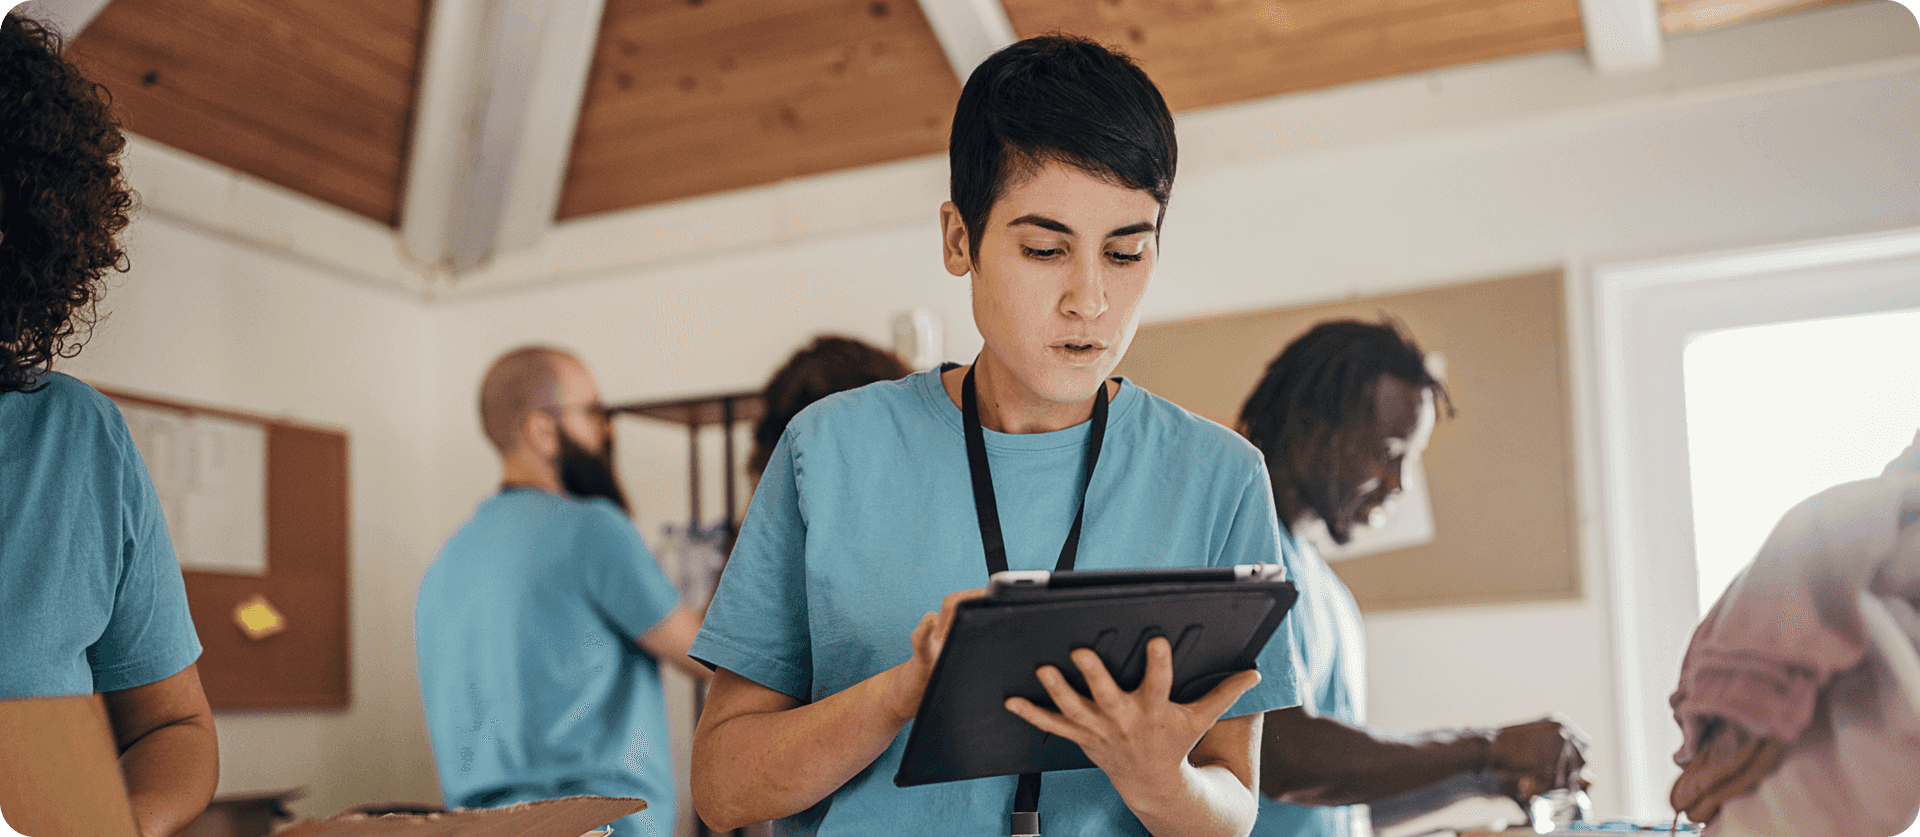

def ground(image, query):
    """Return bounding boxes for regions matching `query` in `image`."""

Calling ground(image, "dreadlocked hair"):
[1238,317,1453,470]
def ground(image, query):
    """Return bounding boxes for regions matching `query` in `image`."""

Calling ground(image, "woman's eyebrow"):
[1003,216,1158,239]
[1007,214,1071,234]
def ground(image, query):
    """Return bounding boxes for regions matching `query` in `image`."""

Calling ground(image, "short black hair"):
[750,336,911,477]
[1239,317,1453,475]
[1,13,134,394]
[949,34,1176,257]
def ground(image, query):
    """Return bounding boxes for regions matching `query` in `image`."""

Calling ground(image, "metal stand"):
[611,390,765,837]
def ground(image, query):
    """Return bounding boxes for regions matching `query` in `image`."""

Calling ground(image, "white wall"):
[65,0,1918,827]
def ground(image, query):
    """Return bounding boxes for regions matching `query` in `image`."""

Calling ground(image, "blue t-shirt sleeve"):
[689,427,813,701]
[574,501,681,640]
[1217,463,1303,720]
[90,402,202,693]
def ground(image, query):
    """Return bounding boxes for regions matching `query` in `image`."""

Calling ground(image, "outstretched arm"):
[691,589,980,831]
[636,605,712,681]
[1260,709,1587,807]
[103,665,218,837]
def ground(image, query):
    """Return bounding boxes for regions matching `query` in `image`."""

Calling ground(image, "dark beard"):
[557,430,628,513]
[1303,481,1356,546]
[1289,434,1360,546]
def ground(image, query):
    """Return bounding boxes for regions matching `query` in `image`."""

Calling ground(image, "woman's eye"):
[1107,250,1144,263]
[1023,247,1062,259]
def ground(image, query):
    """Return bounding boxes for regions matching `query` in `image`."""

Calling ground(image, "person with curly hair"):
[1,12,217,837]
[748,335,912,482]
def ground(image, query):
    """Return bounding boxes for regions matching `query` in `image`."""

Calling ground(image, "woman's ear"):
[939,201,972,278]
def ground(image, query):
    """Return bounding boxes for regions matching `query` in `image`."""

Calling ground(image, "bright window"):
[1683,307,1920,612]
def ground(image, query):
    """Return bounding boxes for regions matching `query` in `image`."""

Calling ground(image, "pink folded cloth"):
[1672,447,1920,765]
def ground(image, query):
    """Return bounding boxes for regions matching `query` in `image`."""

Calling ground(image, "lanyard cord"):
[960,364,1111,837]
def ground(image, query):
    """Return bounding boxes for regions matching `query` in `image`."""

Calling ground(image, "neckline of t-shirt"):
[916,365,1139,452]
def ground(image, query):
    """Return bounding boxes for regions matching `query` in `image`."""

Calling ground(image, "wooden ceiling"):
[1003,0,1585,113]
[562,0,962,219]
[67,0,427,226]
[49,0,1864,238]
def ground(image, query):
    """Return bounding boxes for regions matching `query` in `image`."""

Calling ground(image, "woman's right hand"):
[883,588,985,723]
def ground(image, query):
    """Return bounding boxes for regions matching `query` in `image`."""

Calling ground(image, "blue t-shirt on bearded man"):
[0,372,202,699]
[690,368,1302,836]
[417,490,682,835]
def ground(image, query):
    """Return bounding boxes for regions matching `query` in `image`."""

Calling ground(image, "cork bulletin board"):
[1115,271,1579,612]
[97,386,350,708]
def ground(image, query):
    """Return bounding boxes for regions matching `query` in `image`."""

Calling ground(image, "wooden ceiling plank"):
[97,0,417,114]
[562,97,949,215]
[562,0,962,219]
[187,0,419,111]
[73,48,404,182]
[569,74,953,177]
[108,83,399,221]
[306,0,429,42]
[1004,0,1587,112]
[577,10,955,130]
[571,44,956,142]
[72,44,406,196]
[568,97,949,187]
[73,0,413,150]
[1382,0,1583,51]
[263,0,427,81]
[591,8,937,90]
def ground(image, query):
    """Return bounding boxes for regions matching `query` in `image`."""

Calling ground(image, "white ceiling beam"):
[400,0,489,281]
[1579,0,1666,74]
[16,0,114,39]
[401,0,606,280]
[916,0,1017,83]
[457,0,605,269]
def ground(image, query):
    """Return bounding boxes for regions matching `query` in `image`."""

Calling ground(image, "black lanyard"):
[960,364,1110,837]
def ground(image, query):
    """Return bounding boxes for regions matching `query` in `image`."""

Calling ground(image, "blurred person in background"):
[1670,431,1920,836]
[1239,319,1588,837]
[748,335,912,484]
[416,346,708,835]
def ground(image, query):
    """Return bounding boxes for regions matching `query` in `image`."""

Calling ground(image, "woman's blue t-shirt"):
[691,369,1302,836]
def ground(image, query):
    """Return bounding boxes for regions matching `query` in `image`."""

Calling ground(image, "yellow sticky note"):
[233,595,286,641]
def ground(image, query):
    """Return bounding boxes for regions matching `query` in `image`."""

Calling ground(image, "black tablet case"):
[893,571,1297,787]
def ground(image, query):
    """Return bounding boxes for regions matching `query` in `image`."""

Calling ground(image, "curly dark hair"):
[750,336,911,477]
[1,13,134,394]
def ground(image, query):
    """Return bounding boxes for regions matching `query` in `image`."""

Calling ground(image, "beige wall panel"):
[1117,271,1578,612]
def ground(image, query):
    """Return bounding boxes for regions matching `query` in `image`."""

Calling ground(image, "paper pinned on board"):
[119,403,268,575]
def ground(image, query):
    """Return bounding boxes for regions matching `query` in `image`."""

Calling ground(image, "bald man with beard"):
[415,346,706,835]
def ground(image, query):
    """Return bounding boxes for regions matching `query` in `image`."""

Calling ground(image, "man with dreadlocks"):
[1238,319,1588,837]
[1,11,217,837]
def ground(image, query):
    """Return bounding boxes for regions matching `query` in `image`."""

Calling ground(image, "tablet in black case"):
[893,565,1297,788]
